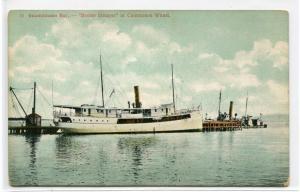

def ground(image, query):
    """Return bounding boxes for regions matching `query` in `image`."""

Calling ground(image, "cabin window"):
[84,119,86,122]
[96,120,98,122]
[155,109,157,112]
[161,109,164,112]
[100,110,103,113]
[83,109,86,112]
[90,120,92,122]
[109,110,111,113]
[79,119,80,121]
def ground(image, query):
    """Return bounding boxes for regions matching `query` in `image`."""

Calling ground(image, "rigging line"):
[9,91,14,108]
[106,78,115,104]
[107,75,129,102]
[102,73,126,106]
[37,88,52,107]
[26,90,33,113]
[102,57,130,101]
[11,95,22,117]
[93,75,101,105]
[115,86,129,106]
[9,92,17,115]
[39,95,48,118]
[93,55,102,105]
[10,87,33,90]
[112,90,124,107]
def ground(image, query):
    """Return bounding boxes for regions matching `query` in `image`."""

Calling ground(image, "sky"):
[8,10,289,119]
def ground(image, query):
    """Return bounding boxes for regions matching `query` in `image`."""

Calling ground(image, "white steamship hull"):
[58,111,202,134]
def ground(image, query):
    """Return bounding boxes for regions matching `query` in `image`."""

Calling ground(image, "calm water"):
[8,122,288,187]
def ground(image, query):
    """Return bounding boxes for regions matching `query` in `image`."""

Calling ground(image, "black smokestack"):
[134,86,141,108]
[229,101,233,120]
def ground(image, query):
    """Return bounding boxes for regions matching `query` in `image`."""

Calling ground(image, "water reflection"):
[228,132,235,148]
[96,146,108,184]
[55,135,74,161]
[24,134,41,185]
[54,134,110,184]
[164,146,179,183]
[117,135,157,183]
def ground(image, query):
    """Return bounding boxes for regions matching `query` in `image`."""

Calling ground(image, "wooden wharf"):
[202,120,242,132]
[8,126,59,134]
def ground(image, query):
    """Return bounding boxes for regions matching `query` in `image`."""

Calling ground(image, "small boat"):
[53,54,203,134]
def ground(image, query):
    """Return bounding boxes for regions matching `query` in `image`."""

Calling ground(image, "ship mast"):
[33,82,36,115]
[171,64,176,113]
[245,91,248,117]
[218,89,222,118]
[100,52,105,108]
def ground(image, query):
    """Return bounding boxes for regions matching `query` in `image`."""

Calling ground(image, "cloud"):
[197,39,289,90]
[225,72,261,88]
[168,42,182,54]
[267,80,289,104]
[189,82,225,93]
[51,20,133,57]
[233,39,288,70]
[201,39,288,73]
[132,25,169,47]
[90,22,133,50]
[51,19,82,47]
[121,55,137,66]
[270,41,289,69]
[198,53,216,60]
[103,31,132,50]
[8,17,289,117]
[9,35,72,83]
[197,53,261,89]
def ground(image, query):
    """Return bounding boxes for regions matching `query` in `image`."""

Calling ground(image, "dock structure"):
[8,126,59,134]
[9,82,59,135]
[202,120,242,132]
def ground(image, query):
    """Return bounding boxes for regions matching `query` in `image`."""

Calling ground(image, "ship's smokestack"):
[229,101,233,120]
[134,86,141,108]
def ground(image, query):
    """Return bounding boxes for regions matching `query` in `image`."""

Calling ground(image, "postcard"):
[8,10,289,187]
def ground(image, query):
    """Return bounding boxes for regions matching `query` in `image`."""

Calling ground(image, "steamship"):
[53,55,202,134]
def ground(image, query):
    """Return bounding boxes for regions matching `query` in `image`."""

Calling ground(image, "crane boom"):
[10,87,27,116]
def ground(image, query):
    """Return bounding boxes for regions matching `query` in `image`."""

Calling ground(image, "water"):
[8,122,288,187]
